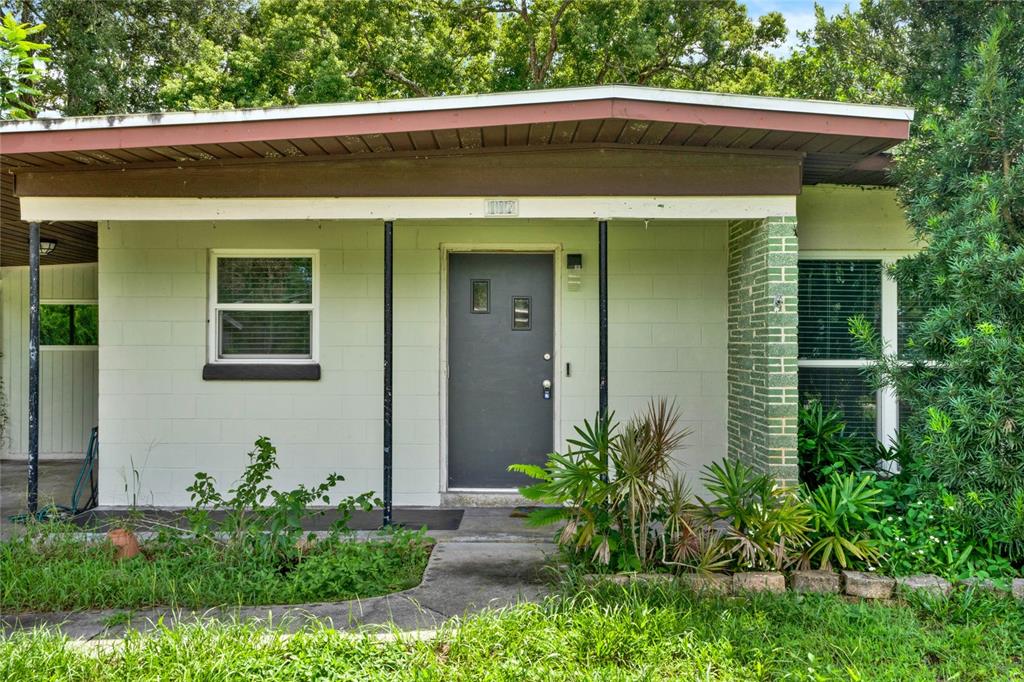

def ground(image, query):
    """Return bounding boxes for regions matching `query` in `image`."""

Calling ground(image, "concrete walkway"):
[1,511,558,640]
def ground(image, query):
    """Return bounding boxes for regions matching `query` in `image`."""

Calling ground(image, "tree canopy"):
[4,0,906,116]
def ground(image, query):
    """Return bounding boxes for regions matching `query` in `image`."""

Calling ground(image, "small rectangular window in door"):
[512,296,531,330]
[471,279,490,313]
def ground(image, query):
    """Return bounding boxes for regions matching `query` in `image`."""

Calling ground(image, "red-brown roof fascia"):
[0,98,910,156]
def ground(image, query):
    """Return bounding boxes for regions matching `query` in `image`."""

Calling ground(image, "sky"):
[745,0,856,55]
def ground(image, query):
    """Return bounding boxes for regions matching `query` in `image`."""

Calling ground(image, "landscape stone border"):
[585,570,1024,601]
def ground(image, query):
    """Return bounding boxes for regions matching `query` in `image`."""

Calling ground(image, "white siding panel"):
[1,263,99,459]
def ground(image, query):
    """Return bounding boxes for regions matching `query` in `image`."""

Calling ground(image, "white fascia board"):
[20,195,797,222]
[0,86,913,134]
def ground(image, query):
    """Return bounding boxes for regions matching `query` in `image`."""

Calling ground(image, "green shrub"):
[513,402,880,575]
[851,17,1024,565]
[511,399,693,572]
[798,398,873,489]
[869,479,1016,581]
[698,459,810,571]
[185,436,378,566]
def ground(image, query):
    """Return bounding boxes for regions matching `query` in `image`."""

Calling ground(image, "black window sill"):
[202,363,321,381]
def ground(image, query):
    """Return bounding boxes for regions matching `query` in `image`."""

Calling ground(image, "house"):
[0,86,915,515]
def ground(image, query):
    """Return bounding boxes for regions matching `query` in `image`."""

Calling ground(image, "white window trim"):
[39,299,99,351]
[797,254,901,445]
[207,249,319,365]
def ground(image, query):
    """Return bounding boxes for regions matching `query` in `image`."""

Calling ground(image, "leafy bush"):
[851,18,1024,565]
[869,479,1016,581]
[798,398,873,488]
[185,436,377,565]
[513,401,883,575]
[512,399,692,572]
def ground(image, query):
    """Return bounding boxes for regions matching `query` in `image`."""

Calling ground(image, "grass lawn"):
[0,525,431,611]
[3,583,1023,681]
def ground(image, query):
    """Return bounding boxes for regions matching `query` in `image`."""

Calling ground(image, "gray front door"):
[447,253,554,488]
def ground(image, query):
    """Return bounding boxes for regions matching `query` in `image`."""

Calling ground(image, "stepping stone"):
[1013,579,1024,601]
[895,574,952,597]
[843,570,894,599]
[792,570,841,594]
[732,572,786,594]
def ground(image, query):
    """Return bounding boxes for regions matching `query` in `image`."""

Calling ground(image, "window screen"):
[213,255,316,362]
[799,367,877,438]
[798,260,882,360]
[40,304,98,346]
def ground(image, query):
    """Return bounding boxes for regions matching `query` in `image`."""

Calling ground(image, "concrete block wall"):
[726,217,799,484]
[97,219,729,506]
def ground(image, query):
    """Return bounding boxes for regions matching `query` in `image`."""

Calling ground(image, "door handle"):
[542,379,552,400]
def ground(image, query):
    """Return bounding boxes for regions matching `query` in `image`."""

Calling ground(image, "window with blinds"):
[798,259,883,440]
[210,253,317,362]
[798,260,882,360]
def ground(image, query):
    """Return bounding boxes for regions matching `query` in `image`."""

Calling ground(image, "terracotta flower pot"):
[107,528,140,561]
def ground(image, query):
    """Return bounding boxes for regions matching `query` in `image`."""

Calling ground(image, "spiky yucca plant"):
[510,398,693,571]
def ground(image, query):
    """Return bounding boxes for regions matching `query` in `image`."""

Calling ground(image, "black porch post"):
[27,221,41,515]
[383,220,394,527]
[598,220,608,420]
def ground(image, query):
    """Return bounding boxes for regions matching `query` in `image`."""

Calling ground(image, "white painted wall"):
[96,219,728,506]
[1,263,99,460]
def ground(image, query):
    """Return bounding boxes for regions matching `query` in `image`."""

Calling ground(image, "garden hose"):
[7,427,98,524]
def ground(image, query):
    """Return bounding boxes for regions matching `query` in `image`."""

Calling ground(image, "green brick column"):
[727,216,799,485]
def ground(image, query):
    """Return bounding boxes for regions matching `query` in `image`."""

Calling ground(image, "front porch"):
[87,213,796,508]
[0,85,913,519]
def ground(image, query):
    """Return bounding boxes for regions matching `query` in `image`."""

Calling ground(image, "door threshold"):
[447,487,520,494]
[441,490,530,508]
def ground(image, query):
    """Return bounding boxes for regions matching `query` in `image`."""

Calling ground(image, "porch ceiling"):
[0,173,96,267]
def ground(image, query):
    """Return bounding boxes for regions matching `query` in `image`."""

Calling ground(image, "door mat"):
[72,508,465,532]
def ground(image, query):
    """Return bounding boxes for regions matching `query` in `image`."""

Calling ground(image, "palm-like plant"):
[510,412,617,563]
[802,472,882,569]
[511,399,693,570]
[699,459,812,571]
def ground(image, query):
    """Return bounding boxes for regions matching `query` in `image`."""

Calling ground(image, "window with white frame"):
[209,251,318,363]
[798,258,902,443]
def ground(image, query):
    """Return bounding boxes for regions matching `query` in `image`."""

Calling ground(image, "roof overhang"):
[0,85,912,155]
[0,85,913,267]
